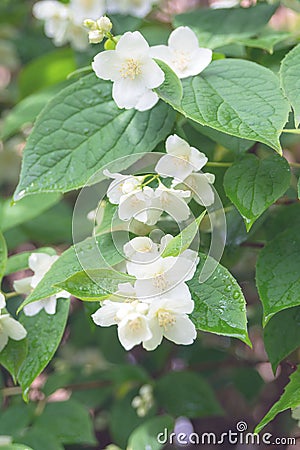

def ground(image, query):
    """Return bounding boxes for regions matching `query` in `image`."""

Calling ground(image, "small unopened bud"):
[88,29,104,44]
[97,16,112,33]
[83,18,97,30]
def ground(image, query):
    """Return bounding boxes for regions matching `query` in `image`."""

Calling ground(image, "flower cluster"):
[33,0,157,49]
[33,0,106,50]
[14,253,70,317]
[0,292,27,352]
[103,134,215,226]
[83,16,112,44]
[92,235,198,351]
[131,384,154,417]
[92,26,212,110]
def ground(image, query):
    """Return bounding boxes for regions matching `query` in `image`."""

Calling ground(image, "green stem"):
[5,291,19,299]
[142,174,160,187]
[206,161,233,168]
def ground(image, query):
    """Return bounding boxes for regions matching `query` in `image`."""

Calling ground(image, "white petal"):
[0,333,8,352]
[166,134,191,157]
[92,51,123,82]
[124,237,158,262]
[92,301,121,327]
[155,154,193,180]
[185,173,215,206]
[141,59,165,89]
[168,26,200,52]
[13,277,33,295]
[189,147,208,171]
[29,253,56,274]
[1,316,27,341]
[56,290,70,299]
[159,191,191,221]
[0,292,6,309]
[150,45,173,67]
[23,300,45,317]
[135,90,159,112]
[117,313,152,350]
[118,191,148,222]
[33,1,68,19]
[112,79,147,110]
[116,31,149,59]
[44,297,58,315]
[142,318,163,351]
[164,314,197,345]
[184,48,212,78]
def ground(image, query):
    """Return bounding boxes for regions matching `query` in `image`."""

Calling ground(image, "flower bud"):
[83,18,97,30]
[88,29,104,44]
[97,16,112,33]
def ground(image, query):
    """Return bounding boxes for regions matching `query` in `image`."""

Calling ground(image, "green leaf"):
[155,371,222,418]
[157,59,290,154]
[298,177,300,199]
[190,122,254,154]
[162,212,206,257]
[0,194,61,232]
[188,254,251,345]
[18,300,70,396]
[18,429,64,450]
[33,399,96,445]
[18,48,76,98]
[155,59,183,105]
[174,4,278,49]
[255,365,300,433]
[1,84,68,141]
[4,248,57,276]
[56,269,135,301]
[0,339,28,384]
[280,43,300,127]
[237,32,290,54]
[0,445,34,450]
[18,233,125,311]
[0,404,33,438]
[224,153,291,230]
[256,226,300,325]
[264,306,300,372]
[14,74,175,198]
[0,230,7,282]
[127,416,175,450]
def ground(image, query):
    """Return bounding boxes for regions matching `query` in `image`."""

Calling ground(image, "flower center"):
[173,51,190,72]
[120,59,142,80]
[129,317,143,331]
[157,309,176,330]
[152,273,169,291]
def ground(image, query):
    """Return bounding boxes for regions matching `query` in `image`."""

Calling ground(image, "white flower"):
[210,0,239,8]
[119,187,155,223]
[92,31,165,111]
[155,134,208,182]
[0,436,13,446]
[0,315,27,352]
[183,172,215,207]
[92,298,151,350]
[0,293,5,310]
[69,0,106,26]
[33,0,105,50]
[103,169,144,204]
[87,200,106,226]
[97,16,113,33]
[88,29,105,44]
[131,251,198,300]
[150,26,212,79]
[143,296,197,350]
[33,0,70,46]
[107,0,157,18]
[148,183,191,225]
[14,253,70,317]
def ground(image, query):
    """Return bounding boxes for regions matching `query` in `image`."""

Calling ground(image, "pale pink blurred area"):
[270,5,300,31]
[156,0,204,21]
